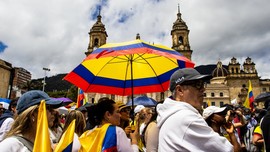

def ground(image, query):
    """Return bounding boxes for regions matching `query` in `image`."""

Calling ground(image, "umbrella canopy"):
[126,96,157,107]
[54,97,73,106]
[64,39,194,96]
[255,92,270,102]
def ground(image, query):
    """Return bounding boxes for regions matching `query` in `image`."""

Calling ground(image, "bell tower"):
[171,4,193,60]
[85,8,108,56]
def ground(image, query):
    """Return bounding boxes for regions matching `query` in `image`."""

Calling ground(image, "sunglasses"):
[120,108,131,113]
[181,80,207,90]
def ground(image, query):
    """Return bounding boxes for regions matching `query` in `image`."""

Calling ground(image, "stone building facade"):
[0,59,12,98]
[0,59,32,99]
[204,58,270,107]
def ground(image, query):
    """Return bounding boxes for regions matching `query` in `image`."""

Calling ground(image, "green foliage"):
[66,85,78,102]
[47,90,67,98]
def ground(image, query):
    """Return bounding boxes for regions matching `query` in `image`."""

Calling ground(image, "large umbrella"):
[255,92,270,102]
[126,96,157,107]
[53,97,73,106]
[64,39,194,110]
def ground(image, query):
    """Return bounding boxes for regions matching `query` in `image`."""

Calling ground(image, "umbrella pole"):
[130,57,135,122]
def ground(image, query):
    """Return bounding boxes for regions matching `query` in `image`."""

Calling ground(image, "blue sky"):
[0,41,7,53]
[0,0,270,79]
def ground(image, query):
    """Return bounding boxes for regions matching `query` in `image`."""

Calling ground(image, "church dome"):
[212,61,228,77]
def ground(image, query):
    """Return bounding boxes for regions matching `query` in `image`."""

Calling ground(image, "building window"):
[178,36,183,44]
[111,94,115,100]
[203,93,206,97]
[211,102,215,106]
[220,101,224,107]
[211,93,215,97]
[231,68,234,73]
[161,92,164,101]
[262,88,267,92]
[220,92,223,97]
[94,38,99,47]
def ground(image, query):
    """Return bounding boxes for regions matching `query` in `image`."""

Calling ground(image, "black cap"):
[169,68,212,92]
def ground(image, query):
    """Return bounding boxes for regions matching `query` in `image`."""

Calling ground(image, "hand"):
[124,126,132,135]
[223,121,234,134]
[235,110,242,116]
[129,126,139,145]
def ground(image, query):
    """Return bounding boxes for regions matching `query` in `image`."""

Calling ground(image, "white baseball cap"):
[203,106,227,120]
[134,105,145,114]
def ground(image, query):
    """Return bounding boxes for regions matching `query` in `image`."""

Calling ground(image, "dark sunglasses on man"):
[181,80,207,90]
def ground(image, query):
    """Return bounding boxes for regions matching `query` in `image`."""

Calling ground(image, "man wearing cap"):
[157,68,235,151]
[203,106,242,151]
[116,101,132,135]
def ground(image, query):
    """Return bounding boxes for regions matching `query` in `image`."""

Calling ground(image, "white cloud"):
[1,0,270,79]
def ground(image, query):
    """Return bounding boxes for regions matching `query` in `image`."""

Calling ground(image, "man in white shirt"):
[157,68,235,152]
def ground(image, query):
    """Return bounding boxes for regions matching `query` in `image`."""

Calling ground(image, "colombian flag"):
[243,80,254,111]
[33,100,52,152]
[77,88,85,108]
[79,123,117,152]
[54,120,76,152]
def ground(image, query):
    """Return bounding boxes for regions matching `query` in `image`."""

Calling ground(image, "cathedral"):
[83,6,270,106]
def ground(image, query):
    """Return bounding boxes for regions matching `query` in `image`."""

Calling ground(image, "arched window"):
[231,68,235,73]
[94,38,99,47]
[178,36,183,44]
[161,92,164,101]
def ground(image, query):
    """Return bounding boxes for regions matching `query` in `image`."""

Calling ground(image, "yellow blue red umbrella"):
[64,39,194,97]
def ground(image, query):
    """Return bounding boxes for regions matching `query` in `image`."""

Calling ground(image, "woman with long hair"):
[58,110,86,152]
[140,107,159,152]
[80,97,139,152]
[0,90,62,152]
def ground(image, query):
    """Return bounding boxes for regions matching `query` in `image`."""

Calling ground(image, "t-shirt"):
[0,136,31,152]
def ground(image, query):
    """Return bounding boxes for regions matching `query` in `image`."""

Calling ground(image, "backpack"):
[14,136,33,151]
[244,126,259,152]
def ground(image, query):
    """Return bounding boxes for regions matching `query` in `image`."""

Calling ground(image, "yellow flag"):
[33,100,52,152]
[207,98,211,107]
[79,123,110,152]
[54,120,76,152]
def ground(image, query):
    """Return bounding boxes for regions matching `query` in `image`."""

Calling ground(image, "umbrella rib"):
[135,53,177,92]
[134,54,178,65]
[85,55,128,92]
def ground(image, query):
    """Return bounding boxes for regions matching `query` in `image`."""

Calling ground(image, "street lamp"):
[42,67,50,91]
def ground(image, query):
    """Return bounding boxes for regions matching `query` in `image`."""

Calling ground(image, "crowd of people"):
[0,68,269,152]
